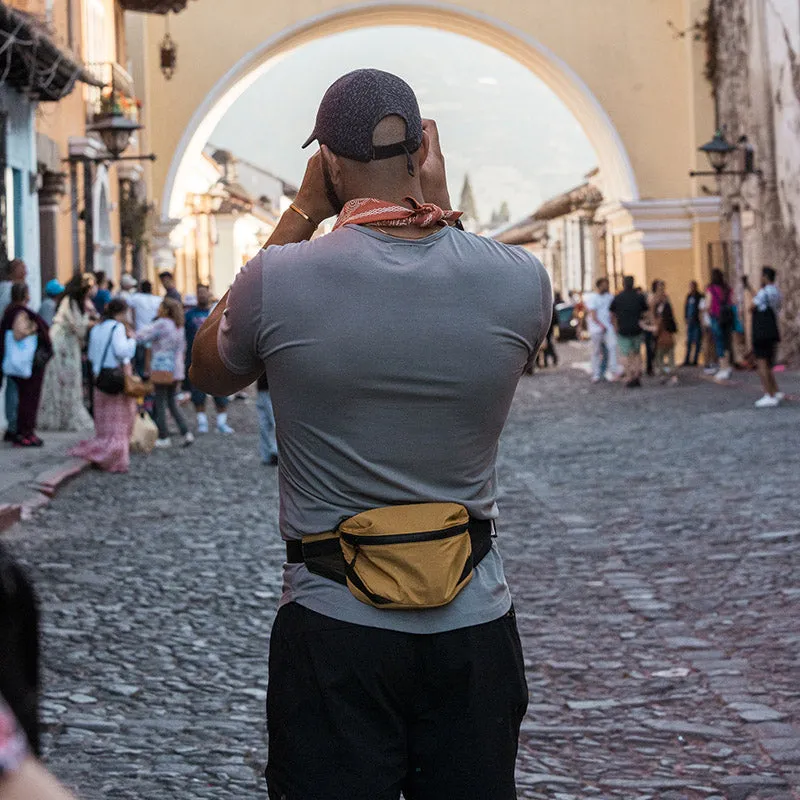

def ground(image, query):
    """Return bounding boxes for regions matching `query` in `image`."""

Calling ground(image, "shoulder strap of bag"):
[98,322,121,368]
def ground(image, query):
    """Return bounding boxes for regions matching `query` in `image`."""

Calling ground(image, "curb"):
[0,458,90,535]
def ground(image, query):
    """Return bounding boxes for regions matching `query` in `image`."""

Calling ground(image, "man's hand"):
[420,119,452,211]
[294,151,339,225]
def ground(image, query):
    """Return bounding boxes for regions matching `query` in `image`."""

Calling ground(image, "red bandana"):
[333,196,463,231]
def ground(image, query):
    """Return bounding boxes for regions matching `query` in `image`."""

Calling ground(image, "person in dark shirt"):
[610,275,649,387]
[184,285,233,434]
[159,271,182,303]
[683,280,703,366]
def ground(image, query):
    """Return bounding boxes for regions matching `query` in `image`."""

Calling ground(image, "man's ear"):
[321,145,342,185]
[418,129,431,168]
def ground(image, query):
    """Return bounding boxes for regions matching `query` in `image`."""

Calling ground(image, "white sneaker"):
[775,392,785,402]
[196,414,209,434]
[182,432,195,447]
[714,368,732,381]
[155,437,172,449]
[216,422,235,434]
[703,366,718,375]
[754,394,780,408]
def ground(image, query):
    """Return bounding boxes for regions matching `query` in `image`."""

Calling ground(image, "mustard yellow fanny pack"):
[286,503,494,610]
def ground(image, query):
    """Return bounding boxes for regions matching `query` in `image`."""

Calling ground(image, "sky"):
[210,26,598,226]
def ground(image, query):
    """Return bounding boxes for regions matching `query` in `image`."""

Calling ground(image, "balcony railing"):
[85,62,139,125]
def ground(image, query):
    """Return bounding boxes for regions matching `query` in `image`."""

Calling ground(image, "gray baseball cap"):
[302,69,423,167]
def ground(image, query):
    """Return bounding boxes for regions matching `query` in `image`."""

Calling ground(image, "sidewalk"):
[0,431,89,534]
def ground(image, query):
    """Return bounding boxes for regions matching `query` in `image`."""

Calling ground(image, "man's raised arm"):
[189,154,334,396]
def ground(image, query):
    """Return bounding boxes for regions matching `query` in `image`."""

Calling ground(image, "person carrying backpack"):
[705,268,734,381]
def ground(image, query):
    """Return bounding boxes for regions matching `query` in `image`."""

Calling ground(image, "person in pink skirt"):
[70,299,137,473]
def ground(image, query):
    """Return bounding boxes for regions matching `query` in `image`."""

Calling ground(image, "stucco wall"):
[140,0,714,215]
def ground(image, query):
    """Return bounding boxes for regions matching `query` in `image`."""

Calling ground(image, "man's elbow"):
[188,359,222,395]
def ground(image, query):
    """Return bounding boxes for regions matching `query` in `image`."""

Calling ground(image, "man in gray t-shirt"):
[190,69,551,800]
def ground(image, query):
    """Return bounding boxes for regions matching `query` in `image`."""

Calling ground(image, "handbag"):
[150,350,176,386]
[124,373,154,399]
[94,324,126,395]
[656,329,675,349]
[2,329,37,379]
[32,338,52,372]
[130,409,159,454]
[718,288,735,329]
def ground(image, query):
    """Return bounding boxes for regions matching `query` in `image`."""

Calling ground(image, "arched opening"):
[162,2,639,220]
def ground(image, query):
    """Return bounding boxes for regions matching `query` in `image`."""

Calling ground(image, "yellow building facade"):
[134,0,721,294]
[32,0,131,286]
[3,0,189,294]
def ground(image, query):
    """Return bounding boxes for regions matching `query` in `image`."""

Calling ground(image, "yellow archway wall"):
[133,0,719,292]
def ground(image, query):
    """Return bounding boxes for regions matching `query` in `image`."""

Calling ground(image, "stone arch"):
[161,1,639,219]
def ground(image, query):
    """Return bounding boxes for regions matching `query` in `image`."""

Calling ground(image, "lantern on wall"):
[88,115,142,159]
[160,16,177,80]
[698,130,736,174]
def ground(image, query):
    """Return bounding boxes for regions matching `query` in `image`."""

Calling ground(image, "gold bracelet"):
[289,203,318,228]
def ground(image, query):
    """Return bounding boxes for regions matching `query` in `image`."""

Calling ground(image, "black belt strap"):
[286,517,495,574]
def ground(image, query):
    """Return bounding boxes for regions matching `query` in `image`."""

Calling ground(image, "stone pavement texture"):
[3,351,800,800]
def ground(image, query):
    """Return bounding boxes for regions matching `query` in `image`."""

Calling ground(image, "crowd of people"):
[0,263,279,468]
[575,266,785,407]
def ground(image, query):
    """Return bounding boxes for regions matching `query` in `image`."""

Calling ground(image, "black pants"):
[536,331,558,368]
[644,330,656,375]
[153,383,188,439]
[266,603,528,800]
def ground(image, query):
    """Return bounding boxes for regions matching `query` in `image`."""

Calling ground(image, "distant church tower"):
[458,174,480,233]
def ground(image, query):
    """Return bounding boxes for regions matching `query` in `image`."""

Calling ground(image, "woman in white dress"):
[37,273,96,432]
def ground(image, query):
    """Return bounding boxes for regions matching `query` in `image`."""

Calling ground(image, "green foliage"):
[120,192,154,251]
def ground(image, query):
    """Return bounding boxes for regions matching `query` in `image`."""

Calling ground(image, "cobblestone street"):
[4,350,800,800]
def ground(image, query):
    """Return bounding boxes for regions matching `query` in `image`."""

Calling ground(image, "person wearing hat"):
[119,273,138,295]
[118,273,138,328]
[38,280,64,327]
[190,69,552,799]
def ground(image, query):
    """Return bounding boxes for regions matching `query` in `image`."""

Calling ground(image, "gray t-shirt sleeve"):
[217,251,264,375]
[529,254,554,347]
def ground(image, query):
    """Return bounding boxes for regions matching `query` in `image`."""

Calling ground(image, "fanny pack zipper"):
[339,523,469,547]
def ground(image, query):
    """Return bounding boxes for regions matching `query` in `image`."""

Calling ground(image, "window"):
[85,0,109,63]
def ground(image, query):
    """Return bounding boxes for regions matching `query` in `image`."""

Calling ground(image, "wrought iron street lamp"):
[88,114,143,160]
[699,130,736,173]
[67,109,157,274]
[690,129,763,178]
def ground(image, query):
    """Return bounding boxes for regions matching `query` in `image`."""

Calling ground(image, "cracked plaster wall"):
[714,0,800,359]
